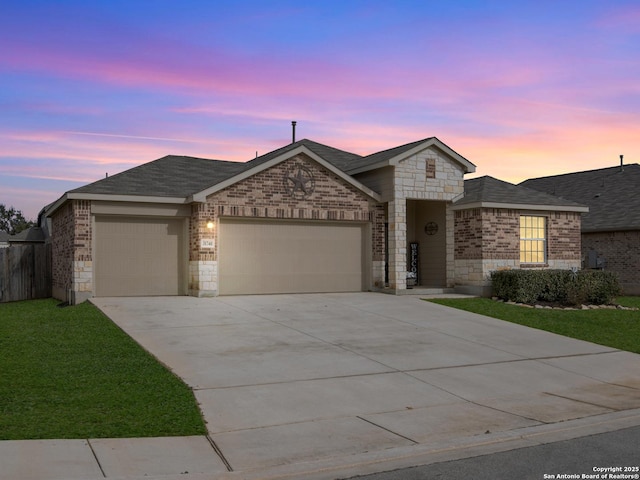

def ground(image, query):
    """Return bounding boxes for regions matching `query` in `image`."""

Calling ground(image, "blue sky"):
[1,0,639,219]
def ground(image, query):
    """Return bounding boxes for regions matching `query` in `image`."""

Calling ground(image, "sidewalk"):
[3,409,640,480]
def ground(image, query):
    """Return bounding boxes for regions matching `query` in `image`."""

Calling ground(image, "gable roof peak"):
[345,136,475,174]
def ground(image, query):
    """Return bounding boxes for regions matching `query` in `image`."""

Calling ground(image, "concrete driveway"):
[92,293,640,476]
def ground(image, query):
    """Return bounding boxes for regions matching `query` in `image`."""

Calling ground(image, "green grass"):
[0,298,207,440]
[427,296,640,354]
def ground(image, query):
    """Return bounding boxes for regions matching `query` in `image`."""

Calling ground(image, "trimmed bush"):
[491,269,621,306]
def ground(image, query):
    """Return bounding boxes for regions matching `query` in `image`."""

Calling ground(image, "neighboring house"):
[45,137,586,304]
[522,163,640,294]
[0,231,9,248]
[452,176,588,295]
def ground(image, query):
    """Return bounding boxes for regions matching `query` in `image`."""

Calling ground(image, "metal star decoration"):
[284,166,315,198]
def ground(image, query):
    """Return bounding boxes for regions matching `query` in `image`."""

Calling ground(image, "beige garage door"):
[219,219,366,295]
[95,216,185,296]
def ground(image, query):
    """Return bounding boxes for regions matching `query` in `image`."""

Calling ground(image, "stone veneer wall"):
[454,208,582,293]
[388,147,466,290]
[189,154,385,296]
[582,230,640,295]
[51,200,92,303]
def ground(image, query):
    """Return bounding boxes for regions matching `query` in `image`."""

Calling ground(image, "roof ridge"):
[362,137,435,158]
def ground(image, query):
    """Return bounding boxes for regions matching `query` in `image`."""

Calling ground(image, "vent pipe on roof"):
[620,154,624,172]
[291,121,297,144]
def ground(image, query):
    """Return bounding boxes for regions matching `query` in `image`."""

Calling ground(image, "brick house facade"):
[45,138,587,303]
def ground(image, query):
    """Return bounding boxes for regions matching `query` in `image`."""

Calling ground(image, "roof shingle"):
[71,155,246,197]
[455,176,586,209]
[521,164,640,232]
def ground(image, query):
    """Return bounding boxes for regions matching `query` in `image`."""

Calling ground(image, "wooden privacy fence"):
[0,244,52,303]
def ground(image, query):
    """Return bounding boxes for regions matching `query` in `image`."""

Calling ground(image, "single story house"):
[522,163,640,294]
[45,137,588,303]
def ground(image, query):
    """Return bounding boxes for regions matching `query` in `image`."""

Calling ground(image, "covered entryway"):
[218,218,368,295]
[94,216,186,296]
[407,200,447,287]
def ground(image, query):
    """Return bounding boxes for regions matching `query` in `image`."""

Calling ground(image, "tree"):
[0,204,35,235]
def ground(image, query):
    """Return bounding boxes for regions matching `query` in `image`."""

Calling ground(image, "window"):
[520,216,546,263]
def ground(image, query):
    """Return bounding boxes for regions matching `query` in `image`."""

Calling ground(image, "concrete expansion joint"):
[192,370,400,392]
[543,391,622,412]
[357,415,420,445]
[206,435,233,472]
[85,439,106,478]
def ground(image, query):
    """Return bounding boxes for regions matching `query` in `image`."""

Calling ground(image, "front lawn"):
[0,298,207,440]
[427,296,640,354]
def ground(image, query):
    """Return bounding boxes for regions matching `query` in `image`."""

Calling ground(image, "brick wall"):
[582,230,640,294]
[454,208,483,259]
[454,209,520,261]
[188,154,385,293]
[454,208,582,293]
[51,202,74,300]
[548,211,582,260]
[51,200,92,302]
[455,208,581,262]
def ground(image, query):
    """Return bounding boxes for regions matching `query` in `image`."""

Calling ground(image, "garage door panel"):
[95,217,185,297]
[219,220,365,295]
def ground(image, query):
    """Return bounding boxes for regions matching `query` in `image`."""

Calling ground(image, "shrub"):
[490,269,621,306]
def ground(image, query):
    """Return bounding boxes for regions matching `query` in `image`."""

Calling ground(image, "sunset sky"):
[2,1,639,220]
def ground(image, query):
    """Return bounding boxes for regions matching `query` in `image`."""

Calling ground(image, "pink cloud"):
[2,40,391,102]
[596,4,640,32]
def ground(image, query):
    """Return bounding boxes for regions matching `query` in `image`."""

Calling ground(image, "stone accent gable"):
[394,147,466,201]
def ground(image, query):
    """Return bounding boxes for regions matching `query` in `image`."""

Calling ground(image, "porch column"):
[388,199,407,290]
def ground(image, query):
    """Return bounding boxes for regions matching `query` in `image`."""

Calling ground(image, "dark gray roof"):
[455,176,586,209]
[342,137,475,173]
[247,138,363,171]
[0,231,9,243]
[69,139,366,198]
[521,164,640,232]
[65,137,469,201]
[71,155,246,197]
[9,227,46,243]
[345,138,435,172]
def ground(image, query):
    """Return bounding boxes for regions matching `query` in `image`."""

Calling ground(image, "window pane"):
[519,216,546,264]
